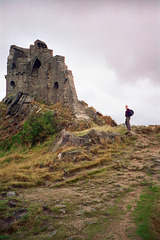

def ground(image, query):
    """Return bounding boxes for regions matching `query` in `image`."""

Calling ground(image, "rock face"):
[4,92,33,117]
[5,40,88,118]
[48,129,123,153]
[48,130,91,152]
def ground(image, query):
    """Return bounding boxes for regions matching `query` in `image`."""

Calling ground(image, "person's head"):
[125,105,128,109]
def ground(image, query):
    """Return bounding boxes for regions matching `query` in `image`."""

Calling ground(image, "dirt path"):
[1,131,159,240]
[16,132,159,239]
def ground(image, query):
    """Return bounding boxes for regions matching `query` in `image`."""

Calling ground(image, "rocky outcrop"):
[48,129,123,153]
[4,92,33,117]
[48,130,91,152]
[66,119,92,131]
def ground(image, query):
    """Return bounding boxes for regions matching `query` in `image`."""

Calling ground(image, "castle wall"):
[5,40,79,113]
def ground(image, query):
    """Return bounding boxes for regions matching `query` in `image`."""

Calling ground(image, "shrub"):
[0,139,12,151]
[22,111,58,145]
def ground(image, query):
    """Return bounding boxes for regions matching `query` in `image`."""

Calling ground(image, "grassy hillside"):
[0,101,160,240]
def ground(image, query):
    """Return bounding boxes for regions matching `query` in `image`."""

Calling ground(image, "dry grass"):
[0,129,118,190]
[0,121,126,190]
[74,124,119,137]
[0,141,55,187]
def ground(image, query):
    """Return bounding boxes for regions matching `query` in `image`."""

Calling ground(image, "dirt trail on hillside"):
[16,132,159,240]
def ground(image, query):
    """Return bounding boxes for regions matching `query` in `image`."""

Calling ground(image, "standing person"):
[125,105,134,131]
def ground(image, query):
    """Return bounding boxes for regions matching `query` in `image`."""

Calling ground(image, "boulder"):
[7,191,16,197]
[48,129,123,153]
[48,130,91,152]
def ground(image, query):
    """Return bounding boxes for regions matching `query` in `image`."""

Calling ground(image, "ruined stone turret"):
[5,40,83,115]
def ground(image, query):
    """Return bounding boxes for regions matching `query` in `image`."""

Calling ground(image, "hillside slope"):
[0,101,160,240]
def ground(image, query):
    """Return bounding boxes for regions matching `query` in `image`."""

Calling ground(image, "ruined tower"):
[5,40,83,115]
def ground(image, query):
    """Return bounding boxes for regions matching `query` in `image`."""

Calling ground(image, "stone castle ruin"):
[5,40,88,118]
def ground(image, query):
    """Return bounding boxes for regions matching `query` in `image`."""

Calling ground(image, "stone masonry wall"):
[5,40,80,114]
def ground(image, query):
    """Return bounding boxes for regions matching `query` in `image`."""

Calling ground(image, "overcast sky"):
[0,0,160,126]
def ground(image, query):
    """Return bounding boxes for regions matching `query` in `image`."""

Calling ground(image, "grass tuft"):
[133,185,160,240]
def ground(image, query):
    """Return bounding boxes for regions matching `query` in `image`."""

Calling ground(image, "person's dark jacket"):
[125,109,132,117]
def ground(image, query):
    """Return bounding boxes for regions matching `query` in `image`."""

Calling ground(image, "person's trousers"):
[125,117,131,131]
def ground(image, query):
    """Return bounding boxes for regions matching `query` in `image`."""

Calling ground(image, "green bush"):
[0,236,11,240]
[0,132,23,152]
[22,111,58,145]
[0,111,59,151]
[0,139,12,151]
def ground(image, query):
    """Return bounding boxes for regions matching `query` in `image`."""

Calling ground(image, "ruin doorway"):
[32,59,41,76]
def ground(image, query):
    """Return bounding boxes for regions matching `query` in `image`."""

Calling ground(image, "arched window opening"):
[54,82,59,90]
[12,63,16,70]
[32,59,41,76]
[64,78,68,84]
[10,81,16,88]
